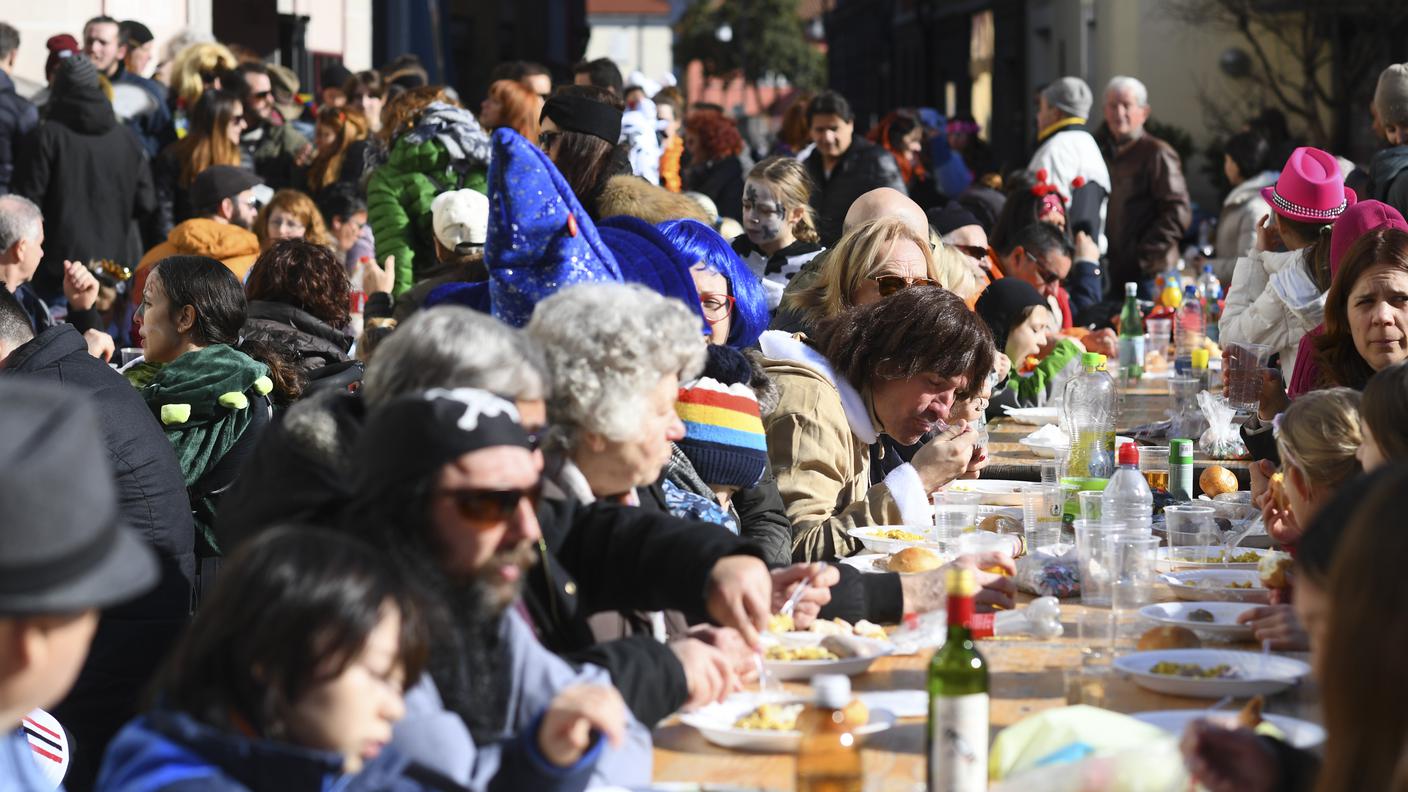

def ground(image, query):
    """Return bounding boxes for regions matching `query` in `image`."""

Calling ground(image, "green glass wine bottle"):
[927,566,990,791]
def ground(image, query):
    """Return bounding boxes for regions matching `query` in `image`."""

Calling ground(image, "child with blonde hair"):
[731,156,824,309]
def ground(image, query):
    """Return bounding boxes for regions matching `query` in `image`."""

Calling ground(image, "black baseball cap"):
[0,380,156,615]
[191,166,263,213]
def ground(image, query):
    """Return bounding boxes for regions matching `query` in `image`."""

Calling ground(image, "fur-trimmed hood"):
[595,175,712,226]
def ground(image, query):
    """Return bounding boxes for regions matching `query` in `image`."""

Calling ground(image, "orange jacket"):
[130,218,260,337]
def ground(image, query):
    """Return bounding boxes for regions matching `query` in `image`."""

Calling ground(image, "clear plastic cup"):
[932,489,982,543]
[1109,534,1161,612]
[1075,518,1126,606]
[1223,341,1273,413]
[1077,490,1104,521]
[1164,504,1219,565]
[1146,317,1173,358]
[1138,445,1170,493]
[1040,461,1063,485]
[1022,484,1063,551]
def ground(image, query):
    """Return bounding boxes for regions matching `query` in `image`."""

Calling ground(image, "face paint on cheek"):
[744,184,786,243]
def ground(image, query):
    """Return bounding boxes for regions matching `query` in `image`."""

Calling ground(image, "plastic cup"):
[1138,445,1170,493]
[1146,318,1173,357]
[932,489,982,543]
[1040,461,1063,485]
[1164,504,1219,565]
[118,347,143,367]
[1223,341,1273,412]
[1075,518,1126,606]
[1077,490,1104,521]
[1022,484,1064,551]
[1109,534,1161,612]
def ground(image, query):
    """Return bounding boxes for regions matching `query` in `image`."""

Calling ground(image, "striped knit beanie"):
[674,377,768,490]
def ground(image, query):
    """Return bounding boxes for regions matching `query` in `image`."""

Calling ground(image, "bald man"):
[769,188,932,333]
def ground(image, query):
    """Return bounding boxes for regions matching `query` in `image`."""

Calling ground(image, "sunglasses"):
[871,274,938,297]
[440,485,541,525]
[538,130,562,150]
[700,292,736,324]
[1025,251,1062,284]
[951,244,989,260]
[250,90,273,100]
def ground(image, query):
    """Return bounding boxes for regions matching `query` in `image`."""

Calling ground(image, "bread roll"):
[842,698,870,725]
[979,513,1022,534]
[1138,625,1202,651]
[885,546,944,573]
[1200,465,1239,497]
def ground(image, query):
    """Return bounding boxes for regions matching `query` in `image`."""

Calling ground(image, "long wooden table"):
[651,591,1318,789]
[985,376,1252,488]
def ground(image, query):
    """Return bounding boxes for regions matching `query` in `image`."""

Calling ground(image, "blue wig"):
[656,219,769,349]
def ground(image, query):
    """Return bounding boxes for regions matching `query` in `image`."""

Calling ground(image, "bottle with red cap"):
[1100,442,1153,533]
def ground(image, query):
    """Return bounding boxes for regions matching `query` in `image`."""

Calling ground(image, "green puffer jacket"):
[367,136,488,296]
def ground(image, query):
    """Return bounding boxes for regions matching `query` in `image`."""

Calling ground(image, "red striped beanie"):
[674,377,768,490]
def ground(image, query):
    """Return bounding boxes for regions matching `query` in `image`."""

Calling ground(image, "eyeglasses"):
[250,90,273,100]
[1025,251,1062,284]
[700,292,736,324]
[951,244,989,260]
[538,131,562,150]
[440,485,541,525]
[871,274,938,297]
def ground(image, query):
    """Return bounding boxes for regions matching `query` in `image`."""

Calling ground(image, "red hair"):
[486,79,540,142]
[685,109,745,161]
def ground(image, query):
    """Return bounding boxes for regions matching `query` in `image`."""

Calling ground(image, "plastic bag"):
[1196,390,1248,459]
[1016,544,1081,598]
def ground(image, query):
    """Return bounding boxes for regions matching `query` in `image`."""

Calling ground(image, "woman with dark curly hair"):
[242,239,354,373]
[682,109,751,221]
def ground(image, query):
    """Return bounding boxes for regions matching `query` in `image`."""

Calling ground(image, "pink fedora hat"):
[1262,146,1356,223]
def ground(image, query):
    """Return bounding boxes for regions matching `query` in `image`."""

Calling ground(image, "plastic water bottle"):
[1197,264,1222,342]
[1174,285,1204,375]
[1101,442,1154,533]
[1062,352,1117,478]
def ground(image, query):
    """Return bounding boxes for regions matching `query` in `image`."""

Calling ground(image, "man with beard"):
[127,166,262,340]
[224,62,313,190]
[344,387,666,789]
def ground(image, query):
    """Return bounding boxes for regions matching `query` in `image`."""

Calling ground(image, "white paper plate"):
[1131,709,1325,749]
[1138,602,1256,639]
[1114,649,1309,698]
[1018,436,1068,458]
[1162,569,1271,603]
[680,692,896,752]
[1001,406,1061,425]
[839,552,891,575]
[846,526,941,555]
[764,644,893,680]
[945,479,1031,507]
[1157,546,1268,570]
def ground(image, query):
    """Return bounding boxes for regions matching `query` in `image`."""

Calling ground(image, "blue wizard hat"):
[484,127,621,327]
[597,215,705,328]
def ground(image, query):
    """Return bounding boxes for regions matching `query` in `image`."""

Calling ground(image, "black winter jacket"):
[683,155,749,221]
[1,324,194,790]
[0,70,38,194]
[241,299,353,375]
[13,82,155,299]
[804,137,907,246]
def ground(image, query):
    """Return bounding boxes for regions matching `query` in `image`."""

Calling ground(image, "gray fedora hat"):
[0,380,156,615]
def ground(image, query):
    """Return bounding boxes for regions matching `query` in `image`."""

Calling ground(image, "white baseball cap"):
[431,189,489,250]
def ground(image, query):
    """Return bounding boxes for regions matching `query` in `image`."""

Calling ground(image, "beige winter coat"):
[759,331,933,562]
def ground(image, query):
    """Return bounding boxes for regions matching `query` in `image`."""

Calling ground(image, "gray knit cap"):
[55,53,100,94]
[1042,76,1093,120]
[1375,64,1408,129]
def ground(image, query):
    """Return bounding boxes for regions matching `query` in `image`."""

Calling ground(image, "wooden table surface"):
[651,591,1318,790]
[983,377,1251,487]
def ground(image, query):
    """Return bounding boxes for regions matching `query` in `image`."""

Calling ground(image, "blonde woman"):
[253,189,333,250]
[732,156,824,309]
[777,217,947,334]
[167,42,238,123]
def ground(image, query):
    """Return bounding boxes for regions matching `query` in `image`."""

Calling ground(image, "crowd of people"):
[0,12,1406,792]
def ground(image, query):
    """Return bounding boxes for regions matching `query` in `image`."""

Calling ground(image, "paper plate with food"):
[679,691,896,752]
[1113,648,1310,698]
[1161,569,1270,603]
[766,615,889,648]
[943,479,1029,507]
[846,526,939,555]
[1139,602,1256,640]
[1133,695,1325,749]
[760,634,893,680]
[1157,546,1268,570]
